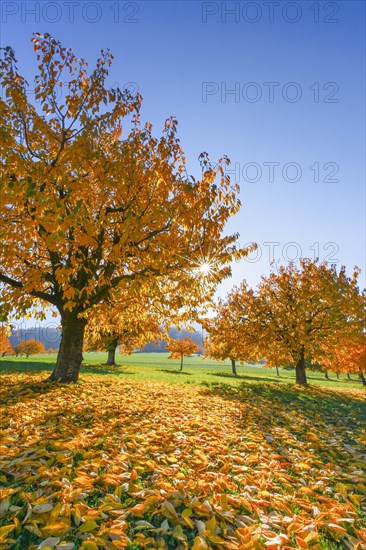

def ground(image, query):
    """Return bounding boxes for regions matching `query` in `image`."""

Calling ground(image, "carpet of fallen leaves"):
[0,373,365,550]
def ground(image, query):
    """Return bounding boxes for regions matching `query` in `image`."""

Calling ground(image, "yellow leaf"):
[41,520,69,537]
[192,536,209,550]
[304,532,319,543]
[0,525,15,541]
[81,542,99,550]
[78,521,98,533]
[207,534,226,544]
[205,516,216,533]
[173,524,187,541]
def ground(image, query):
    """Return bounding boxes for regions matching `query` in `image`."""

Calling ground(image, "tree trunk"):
[48,313,87,383]
[347,373,351,380]
[324,371,329,380]
[106,340,118,366]
[336,372,339,379]
[276,366,280,377]
[295,352,307,385]
[359,371,366,386]
[180,354,184,371]
[231,358,237,376]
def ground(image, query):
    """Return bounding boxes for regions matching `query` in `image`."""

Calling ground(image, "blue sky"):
[1,0,365,324]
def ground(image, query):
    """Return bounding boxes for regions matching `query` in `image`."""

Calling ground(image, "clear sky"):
[1,0,365,326]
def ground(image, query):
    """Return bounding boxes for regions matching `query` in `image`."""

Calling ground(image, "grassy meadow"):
[0,352,364,390]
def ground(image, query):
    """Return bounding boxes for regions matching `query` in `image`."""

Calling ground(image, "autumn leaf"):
[0,372,365,549]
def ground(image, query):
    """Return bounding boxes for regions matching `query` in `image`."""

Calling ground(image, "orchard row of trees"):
[1,35,364,385]
[3,258,364,385]
[0,323,197,371]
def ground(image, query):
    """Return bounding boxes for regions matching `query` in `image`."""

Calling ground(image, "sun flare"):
[198,262,213,275]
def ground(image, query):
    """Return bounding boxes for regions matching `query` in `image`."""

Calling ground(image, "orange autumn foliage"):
[84,300,162,363]
[167,336,199,371]
[14,339,45,357]
[323,341,366,384]
[0,33,250,382]
[203,292,259,375]
[0,324,13,356]
[205,261,365,385]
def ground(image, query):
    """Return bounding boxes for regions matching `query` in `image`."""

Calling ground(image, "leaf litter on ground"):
[0,373,365,549]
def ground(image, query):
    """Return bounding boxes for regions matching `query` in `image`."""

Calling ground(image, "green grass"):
[0,351,364,390]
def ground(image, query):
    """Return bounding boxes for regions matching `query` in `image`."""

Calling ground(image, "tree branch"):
[0,272,60,307]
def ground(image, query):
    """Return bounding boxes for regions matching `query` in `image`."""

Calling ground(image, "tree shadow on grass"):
[158,369,193,375]
[212,372,292,384]
[198,381,366,472]
[200,381,366,430]
[82,364,135,376]
[0,359,135,378]
[321,376,363,384]
[0,359,53,374]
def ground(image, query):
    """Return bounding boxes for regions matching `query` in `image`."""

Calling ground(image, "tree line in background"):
[0,35,365,385]
[5,324,203,354]
[1,259,365,384]
[0,328,49,357]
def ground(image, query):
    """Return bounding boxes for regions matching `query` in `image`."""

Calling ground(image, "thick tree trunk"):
[295,352,307,385]
[336,372,339,379]
[359,371,366,386]
[347,373,351,380]
[275,366,280,377]
[106,340,118,366]
[324,371,329,380]
[180,354,184,371]
[231,358,237,376]
[48,314,86,383]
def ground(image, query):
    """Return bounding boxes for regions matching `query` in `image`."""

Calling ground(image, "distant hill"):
[139,327,203,352]
[9,325,203,352]
[10,326,61,350]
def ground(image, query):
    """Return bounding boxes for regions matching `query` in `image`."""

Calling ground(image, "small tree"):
[167,337,199,371]
[203,293,258,376]
[15,339,45,357]
[84,301,162,366]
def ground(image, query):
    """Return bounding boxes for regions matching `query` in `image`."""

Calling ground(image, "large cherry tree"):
[0,34,248,382]
[208,261,365,385]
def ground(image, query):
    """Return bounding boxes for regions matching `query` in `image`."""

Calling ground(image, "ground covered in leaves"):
[0,373,365,550]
